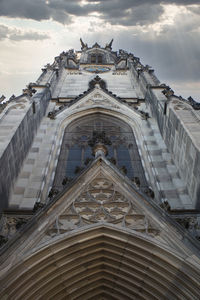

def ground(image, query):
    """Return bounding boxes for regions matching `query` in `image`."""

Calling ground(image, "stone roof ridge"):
[158,84,200,110]
[0,93,30,117]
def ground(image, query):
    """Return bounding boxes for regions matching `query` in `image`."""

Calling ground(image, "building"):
[0,39,200,299]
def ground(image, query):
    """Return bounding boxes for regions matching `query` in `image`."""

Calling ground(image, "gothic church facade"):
[0,40,200,299]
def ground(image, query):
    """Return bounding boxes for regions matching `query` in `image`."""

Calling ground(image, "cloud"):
[0,0,199,101]
[187,5,200,15]
[0,24,49,41]
[0,0,199,27]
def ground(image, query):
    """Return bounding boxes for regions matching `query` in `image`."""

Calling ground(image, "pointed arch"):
[53,112,148,193]
[1,225,200,300]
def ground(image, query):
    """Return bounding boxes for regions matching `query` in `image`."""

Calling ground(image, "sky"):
[0,0,199,101]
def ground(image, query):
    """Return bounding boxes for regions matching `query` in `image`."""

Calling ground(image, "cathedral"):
[0,39,200,299]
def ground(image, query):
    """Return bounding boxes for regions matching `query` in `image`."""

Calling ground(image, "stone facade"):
[0,40,200,299]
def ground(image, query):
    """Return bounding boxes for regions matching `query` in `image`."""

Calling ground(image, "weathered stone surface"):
[0,41,200,300]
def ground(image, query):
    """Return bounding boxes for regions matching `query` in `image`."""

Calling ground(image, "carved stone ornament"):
[188,96,200,110]
[175,216,200,240]
[105,39,113,50]
[80,38,88,50]
[0,215,30,247]
[22,84,36,97]
[162,86,174,97]
[0,95,6,103]
[45,177,160,239]
[75,96,120,110]
[89,75,106,90]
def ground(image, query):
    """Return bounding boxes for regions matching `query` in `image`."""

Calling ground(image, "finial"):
[0,95,6,103]
[80,38,88,50]
[105,39,113,50]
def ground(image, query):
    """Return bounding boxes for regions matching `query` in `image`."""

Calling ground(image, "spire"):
[80,38,88,50]
[105,39,113,50]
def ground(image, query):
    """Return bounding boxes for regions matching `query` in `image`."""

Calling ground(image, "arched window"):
[91,54,96,63]
[53,114,148,191]
[98,55,102,63]
[90,54,103,64]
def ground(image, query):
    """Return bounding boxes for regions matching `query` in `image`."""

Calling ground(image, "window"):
[53,114,148,192]
[90,54,103,64]
[91,55,96,63]
[98,55,102,64]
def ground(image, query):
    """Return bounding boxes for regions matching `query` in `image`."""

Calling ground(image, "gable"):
[74,90,121,110]
[1,156,199,263]
[44,174,160,242]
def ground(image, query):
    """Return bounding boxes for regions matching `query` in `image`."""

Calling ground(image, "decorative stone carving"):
[23,84,36,97]
[160,200,171,211]
[92,42,100,48]
[89,75,106,90]
[112,72,127,75]
[48,188,59,199]
[138,110,150,120]
[46,177,160,238]
[33,202,45,213]
[47,111,56,119]
[43,63,54,71]
[80,38,88,50]
[75,96,120,110]
[105,39,113,50]
[174,104,189,111]
[132,177,140,187]
[162,86,174,97]
[88,131,112,148]
[188,96,200,110]
[67,71,82,75]
[0,94,27,114]
[0,95,6,103]
[175,216,200,240]
[10,103,25,110]
[0,99,7,113]
[0,215,30,247]
[9,94,16,101]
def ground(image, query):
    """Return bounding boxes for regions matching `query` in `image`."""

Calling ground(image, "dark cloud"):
[110,23,200,83]
[96,3,164,26]
[188,6,200,15]
[0,24,49,41]
[0,0,199,26]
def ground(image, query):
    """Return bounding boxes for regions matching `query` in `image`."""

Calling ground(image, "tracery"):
[53,113,148,192]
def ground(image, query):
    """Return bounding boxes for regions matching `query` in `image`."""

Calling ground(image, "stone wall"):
[145,84,200,208]
[0,88,51,211]
[128,61,200,208]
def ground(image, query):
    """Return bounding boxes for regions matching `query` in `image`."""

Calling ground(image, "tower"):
[0,39,200,299]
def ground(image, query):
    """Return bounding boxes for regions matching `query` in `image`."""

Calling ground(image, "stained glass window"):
[53,114,148,192]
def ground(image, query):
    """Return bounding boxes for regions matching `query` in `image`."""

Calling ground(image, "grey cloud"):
[113,26,200,82]
[188,6,200,15]
[0,0,200,26]
[97,3,164,26]
[0,24,49,41]
[82,11,200,84]
[0,24,8,40]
